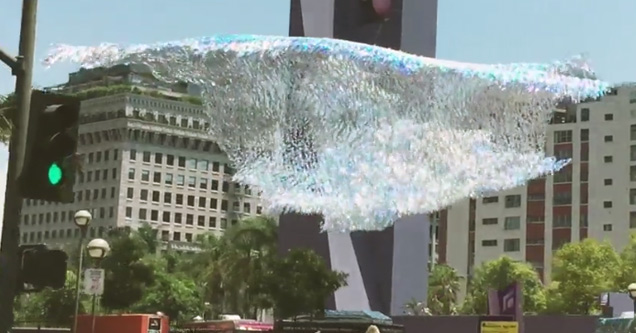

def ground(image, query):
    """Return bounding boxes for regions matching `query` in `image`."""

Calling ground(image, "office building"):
[438,85,636,293]
[19,65,264,251]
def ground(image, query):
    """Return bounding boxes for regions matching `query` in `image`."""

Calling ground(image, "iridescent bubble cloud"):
[43,35,610,232]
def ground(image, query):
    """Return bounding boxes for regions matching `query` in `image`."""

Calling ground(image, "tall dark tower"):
[280,0,438,315]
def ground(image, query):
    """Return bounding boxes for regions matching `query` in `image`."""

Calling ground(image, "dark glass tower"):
[281,0,438,315]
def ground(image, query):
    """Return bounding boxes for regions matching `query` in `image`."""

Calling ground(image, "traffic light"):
[359,0,392,24]
[19,90,81,203]
[17,244,68,292]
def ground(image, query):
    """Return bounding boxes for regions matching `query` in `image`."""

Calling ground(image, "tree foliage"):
[461,256,545,314]
[549,238,621,314]
[100,229,155,310]
[427,264,463,315]
[265,248,348,319]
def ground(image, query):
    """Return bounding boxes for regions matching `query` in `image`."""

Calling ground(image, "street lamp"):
[73,210,92,333]
[86,238,110,333]
[627,283,636,314]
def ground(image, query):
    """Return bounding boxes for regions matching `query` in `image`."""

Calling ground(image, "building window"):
[178,156,186,168]
[198,197,207,208]
[220,218,228,229]
[504,216,521,230]
[504,195,521,208]
[175,213,182,224]
[187,195,195,207]
[162,212,170,223]
[128,168,135,180]
[155,153,163,164]
[173,232,181,241]
[554,147,573,160]
[199,178,208,189]
[209,217,217,228]
[141,170,150,182]
[604,201,613,208]
[630,212,636,229]
[139,209,147,220]
[129,149,137,160]
[482,218,498,225]
[165,173,173,185]
[176,175,185,186]
[553,192,572,206]
[221,200,228,211]
[153,172,161,183]
[197,216,205,227]
[243,202,251,213]
[140,190,148,201]
[527,194,545,201]
[482,240,497,247]
[143,151,151,163]
[176,194,183,205]
[605,114,614,121]
[186,158,197,169]
[126,188,134,199]
[580,214,588,227]
[125,207,132,218]
[603,224,612,232]
[580,129,589,142]
[166,154,174,166]
[580,108,589,122]
[631,125,636,141]
[187,176,196,188]
[186,214,194,225]
[631,189,636,205]
[164,192,172,204]
[197,160,209,171]
[211,180,219,191]
[553,214,572,228]
[604,179,613,186]
[631,166,636,182]
[210,198,218,210]
[604,156,613,163]
[604,135,613,142]
[553,169,572,183]
[152,191,160,202]
[503,239,520,252]
[554,130,573,143]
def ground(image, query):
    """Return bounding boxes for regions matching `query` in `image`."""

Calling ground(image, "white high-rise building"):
[19,65,263,251]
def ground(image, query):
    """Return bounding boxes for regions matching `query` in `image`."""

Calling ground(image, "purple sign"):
[488,282,524,333]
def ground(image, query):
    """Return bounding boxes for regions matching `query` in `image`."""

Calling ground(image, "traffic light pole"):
[0,1,38,332]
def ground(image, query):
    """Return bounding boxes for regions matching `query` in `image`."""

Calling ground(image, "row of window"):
[482,238,520,252]
[481,195,522,207]
[22,226,108,244]
[127,168,253,195]
[22,205,116,226]
[85,149,119,164]
[127,188,261,214]
[130,150,234,175]
[124,207,239,230]
[78,168,119,184]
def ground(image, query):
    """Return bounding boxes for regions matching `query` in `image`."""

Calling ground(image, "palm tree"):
[427,264,463,315]
[218,216,278,318]
[0,93,15,142]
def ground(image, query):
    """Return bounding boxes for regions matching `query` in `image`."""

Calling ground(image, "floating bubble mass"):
[43,35,610,232]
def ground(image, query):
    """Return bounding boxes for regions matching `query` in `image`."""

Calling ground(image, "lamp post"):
[86,238,110,333]
[627,283,636,314]
[72,210,92,333]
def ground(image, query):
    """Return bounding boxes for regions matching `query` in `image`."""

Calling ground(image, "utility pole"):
[0,1,38,332]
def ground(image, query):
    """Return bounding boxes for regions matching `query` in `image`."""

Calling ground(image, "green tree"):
[550,238,621,314]
[615,233,636,290]
[461,256,545,314]
[132,256,203,324]
[427,264,463,315]
[100,229,155,311]
[218,216,278,317]
[265,248,348,319]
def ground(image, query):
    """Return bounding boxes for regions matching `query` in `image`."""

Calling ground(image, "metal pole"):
[0,1,38,332]
[73,231,86,333]
[90,294,96,333]
[430,212,438,270]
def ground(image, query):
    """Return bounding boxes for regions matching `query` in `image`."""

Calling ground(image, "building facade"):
[19,65,263,251]
[439,85,636,292]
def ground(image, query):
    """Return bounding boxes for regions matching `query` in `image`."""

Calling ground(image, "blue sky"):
[0,0,635,228]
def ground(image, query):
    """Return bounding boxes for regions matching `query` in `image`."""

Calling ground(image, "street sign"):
[83,268,105,295]
[480,321,519,333]
[148,317,161,333]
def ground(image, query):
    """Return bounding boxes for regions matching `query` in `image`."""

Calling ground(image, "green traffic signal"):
[47,163,63,186]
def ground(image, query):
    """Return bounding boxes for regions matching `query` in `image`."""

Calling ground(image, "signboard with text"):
[480,321,519,333]
[83,268,105,295]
